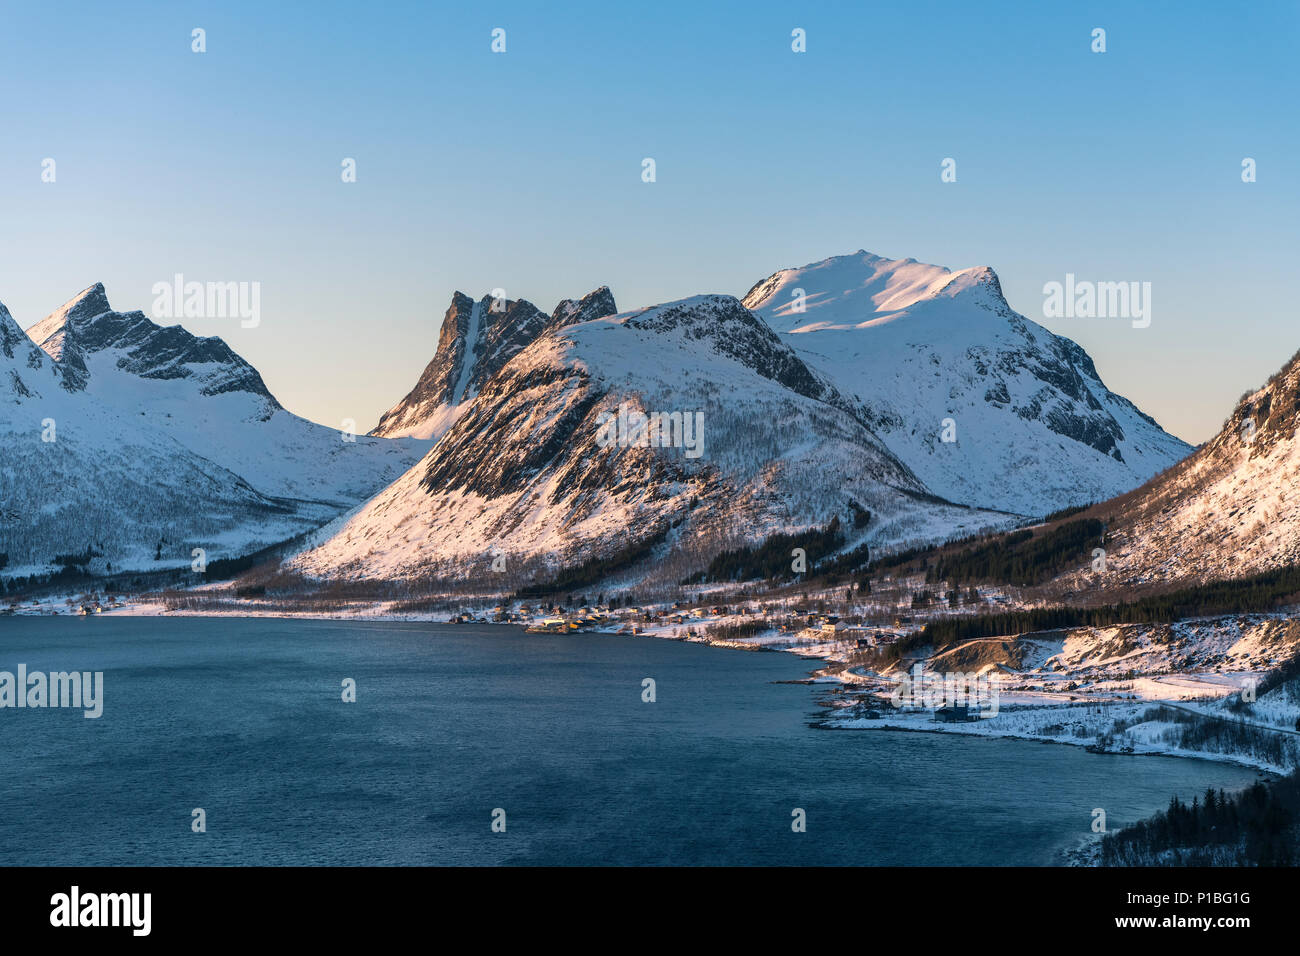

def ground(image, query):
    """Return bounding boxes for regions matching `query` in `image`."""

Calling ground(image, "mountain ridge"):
[742,250,1191,515]
[1092,346,1300,585]
[2,283,425,580]
[292,290,1020,583]
[370,286,619,440]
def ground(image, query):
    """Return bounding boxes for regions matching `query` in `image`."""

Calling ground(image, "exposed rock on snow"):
[24,284,426,505]
[1,284,424,577]
[1099,347,1300,583]
[742,251,1191,515]
[294,292,1016,582]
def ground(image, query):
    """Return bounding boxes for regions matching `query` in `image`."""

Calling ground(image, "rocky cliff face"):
[371,287,617,440]
[1,282,427,579]
[27,284,277,406]
[292,293,1014,584]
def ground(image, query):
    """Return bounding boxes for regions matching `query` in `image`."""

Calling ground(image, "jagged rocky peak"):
[292,270,1022,584]
[24,282,276,402]
[475,294,550,389]
[371,285,616,440]
[550,286,617,329]
[26,282,114,359]
[371,290,542,438]
[0,300,34,359]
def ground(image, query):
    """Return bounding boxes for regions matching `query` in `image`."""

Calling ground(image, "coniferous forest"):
[1101,774,1299,866]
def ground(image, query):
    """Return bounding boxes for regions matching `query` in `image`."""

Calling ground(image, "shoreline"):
[13,601,1296,779]
[809,710,1286,778]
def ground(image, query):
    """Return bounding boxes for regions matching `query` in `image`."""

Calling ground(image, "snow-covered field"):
[810,614,1300,774]
[824,700,1299,775]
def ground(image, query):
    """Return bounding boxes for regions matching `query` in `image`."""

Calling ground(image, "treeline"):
[1,562,98,596]
[684,517,844,584]
[706,620,768,642]
[927,519,1104,587]
[1041,502,1095,523]
[879,561,1300,662]
[866,525,1023,579]
[866,513,1102,586]
[812,539,873,585]
[866,542,939,576]
[1233,653,1300,710]
[1101,776,1299,866]
[2,528,319,600]
[1156,705,1300,769]
[515,524,674,598]
[53,545,104,569]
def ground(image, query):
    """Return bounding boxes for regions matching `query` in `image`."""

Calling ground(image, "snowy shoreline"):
[12,596,1298,780]
[811,706,1287,777]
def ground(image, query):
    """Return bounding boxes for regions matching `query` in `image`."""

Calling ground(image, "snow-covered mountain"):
[371,286,617,440]
[1,299,328,578]
[1097,347,1300,584]
[26,284,426,505]
[4,255,1194,593]
[293,292,1015,583]
[1,283,426,580]
[742,251,1191,516]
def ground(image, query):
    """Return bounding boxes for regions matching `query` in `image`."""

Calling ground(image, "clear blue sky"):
[1,0,1295,443]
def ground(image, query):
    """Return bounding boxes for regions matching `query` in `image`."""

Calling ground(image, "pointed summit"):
[22,281,277,400]
[55,281,112,318]
[550,286,618,330]
[26,282,112,362]
[372,286,608,440]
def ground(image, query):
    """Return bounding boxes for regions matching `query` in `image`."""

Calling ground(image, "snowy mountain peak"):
[25,282,113,364]
[26,285,276,403]
[742,250,1007,331]
[740,250,1189,515]
[371,286,616,440]
[550,286,617,329]
[612,293,838,404]
[933,264,1005,304]
[0,300,29,357]
[0,281,429,579]
[294,281,1019,584]
[1,299,67,399]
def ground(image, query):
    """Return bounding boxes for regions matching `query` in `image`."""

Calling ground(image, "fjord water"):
[0,617,1261,866]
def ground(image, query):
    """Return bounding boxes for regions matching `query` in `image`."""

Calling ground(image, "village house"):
[935,704,977,723]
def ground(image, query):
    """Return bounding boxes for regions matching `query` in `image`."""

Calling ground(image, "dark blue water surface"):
[0,617,1263,865]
